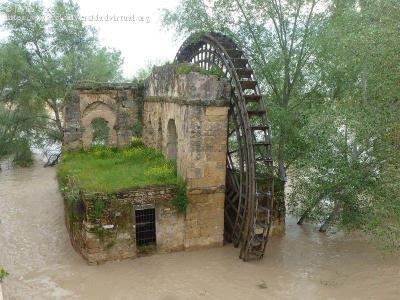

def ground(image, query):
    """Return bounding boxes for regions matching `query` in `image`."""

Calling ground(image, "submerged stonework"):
[63,83,140,150]
[65,186,182,264]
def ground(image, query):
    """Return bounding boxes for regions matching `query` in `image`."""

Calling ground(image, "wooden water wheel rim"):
[175,32,274,261]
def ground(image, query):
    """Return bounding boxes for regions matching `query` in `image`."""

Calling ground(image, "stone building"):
[63,83,140,150]
[143,65,230,249]
[62,65,231,263]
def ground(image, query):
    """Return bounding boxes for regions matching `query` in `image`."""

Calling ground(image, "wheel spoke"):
[176,32,274,261]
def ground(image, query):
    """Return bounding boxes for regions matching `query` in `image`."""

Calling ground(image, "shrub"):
[176,64,192,74]
[144,163,176,182]
[91,117,109,147]
[171,179,188,214]
[59,175,80,206]
[132,123,143,137]
[0,268,9,282]
[90,198,105,220]
[131,136,144,148]
[95,227,105,241]
[13,140,33,167]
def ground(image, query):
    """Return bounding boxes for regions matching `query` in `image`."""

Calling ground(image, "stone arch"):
[166,119,178,160]
[81,101,117,149]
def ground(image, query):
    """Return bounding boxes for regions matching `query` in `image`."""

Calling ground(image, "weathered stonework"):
[143,64,230,249]
[65,186,183,264]
[63,84,140,150]
[62,64,282,264]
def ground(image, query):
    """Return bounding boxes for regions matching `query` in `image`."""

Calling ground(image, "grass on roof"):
[58,146,178,193]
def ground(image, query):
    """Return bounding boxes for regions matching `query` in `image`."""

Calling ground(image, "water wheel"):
[175,32,274,261]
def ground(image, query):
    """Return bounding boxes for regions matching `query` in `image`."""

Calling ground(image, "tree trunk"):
[297,197,323,225]
[271,126,287,235]
[319,201,341,232]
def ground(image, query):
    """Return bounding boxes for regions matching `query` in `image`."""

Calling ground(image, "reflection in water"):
[0,160,399,300]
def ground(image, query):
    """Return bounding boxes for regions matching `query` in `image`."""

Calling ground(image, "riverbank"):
[1,159,399,299]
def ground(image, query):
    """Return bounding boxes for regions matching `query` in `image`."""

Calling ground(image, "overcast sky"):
[1,0,183,79]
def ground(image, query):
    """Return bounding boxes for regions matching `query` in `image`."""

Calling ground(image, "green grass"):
[58,146,178,193]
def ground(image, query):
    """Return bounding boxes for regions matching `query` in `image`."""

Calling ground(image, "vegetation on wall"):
[58,144,188,214]
[171,179,188,214]
[0,267,9,282]
[58,147,179,192]
[176,63,224,79]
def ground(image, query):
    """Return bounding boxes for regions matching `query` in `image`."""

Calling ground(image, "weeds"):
[90,198,105,220]
[58,146,188,213]
[131,136,144,147]
[0,268,9,282]
[258,280,267,289]
[95,227,105,241]
[171,179,188,214]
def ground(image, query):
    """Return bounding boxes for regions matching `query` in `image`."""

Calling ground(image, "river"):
[0,158,399,300]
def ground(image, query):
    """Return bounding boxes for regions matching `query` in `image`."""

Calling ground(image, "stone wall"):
[65,186,183,264]
[63,84,140,150]
[143,64,230,249]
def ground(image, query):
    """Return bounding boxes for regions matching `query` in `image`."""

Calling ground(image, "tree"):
[0,42,45,165]
[0,0,123,163]
[163,0,400,250]
[288,0,400,249]
[163,0,326,227]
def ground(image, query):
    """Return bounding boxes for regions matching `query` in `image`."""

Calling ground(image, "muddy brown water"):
[0,159,399,300]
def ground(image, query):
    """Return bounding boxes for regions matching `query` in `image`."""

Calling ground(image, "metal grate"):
[135,208,156,247]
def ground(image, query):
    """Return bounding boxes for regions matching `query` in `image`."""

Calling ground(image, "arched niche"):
[166,119,178,160]
[91,117,110,147]
[81,102,117,149]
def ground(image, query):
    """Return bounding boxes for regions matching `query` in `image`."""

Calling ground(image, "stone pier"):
[143,64,231,249]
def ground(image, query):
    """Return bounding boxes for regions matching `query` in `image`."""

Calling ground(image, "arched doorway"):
[167,119,177,160]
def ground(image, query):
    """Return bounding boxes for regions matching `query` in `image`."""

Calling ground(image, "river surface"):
[0,159,399,300]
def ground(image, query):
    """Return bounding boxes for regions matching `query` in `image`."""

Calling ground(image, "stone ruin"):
[62,64,232,264]
[64,83,140,150]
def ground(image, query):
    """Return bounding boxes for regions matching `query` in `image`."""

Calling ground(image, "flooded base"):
[0,159,399,300]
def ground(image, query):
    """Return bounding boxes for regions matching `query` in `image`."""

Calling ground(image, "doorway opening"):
[135,208,156,251]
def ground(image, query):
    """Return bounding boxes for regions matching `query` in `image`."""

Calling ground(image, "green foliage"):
[0,268,9,282]
[0,0,123,159]
[0,43,44,162]
[137,244,156,254]
[132,123,143,138]
[13,140,33,167]
[90,198,105,220]
[176,63,224,79]
[95,227,105,241]
[170,179,188,214]
[144,163,176,183]
[91,118,109,147]
[176,64,192,74]
[58,175,80,206]
[58,147,178,192]
[131,136,144,148]
[258,280,267,289]
[164,0,400,250]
